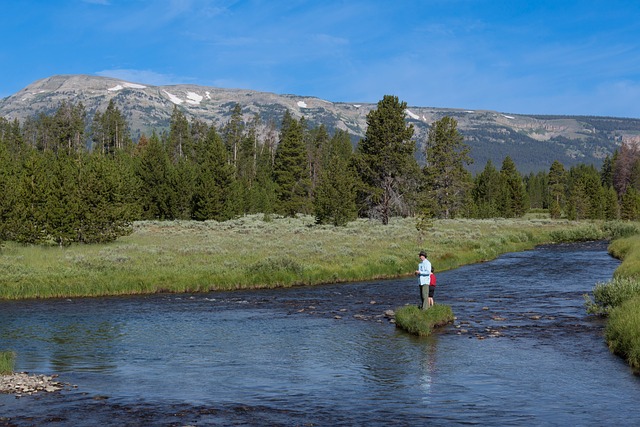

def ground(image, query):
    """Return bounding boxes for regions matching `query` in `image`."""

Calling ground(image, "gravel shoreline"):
[0,372,73,396]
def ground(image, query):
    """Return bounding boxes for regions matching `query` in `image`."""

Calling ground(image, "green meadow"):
[0,215,621,300]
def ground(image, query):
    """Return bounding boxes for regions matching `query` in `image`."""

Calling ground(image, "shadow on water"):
[2,241,640,426]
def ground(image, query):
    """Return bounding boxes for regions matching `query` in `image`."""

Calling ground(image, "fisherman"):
[415,250,431,310]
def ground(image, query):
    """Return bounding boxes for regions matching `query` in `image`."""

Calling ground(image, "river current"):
[1,241,639,426]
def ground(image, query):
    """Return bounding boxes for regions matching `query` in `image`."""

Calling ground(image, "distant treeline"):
[0,95,637,246]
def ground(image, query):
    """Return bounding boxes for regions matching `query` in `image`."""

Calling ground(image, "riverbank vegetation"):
[606,297,640,372]
[395,304,455,337]
[585,232,640,372]
[0,352,15,375]
[0,216,623,300]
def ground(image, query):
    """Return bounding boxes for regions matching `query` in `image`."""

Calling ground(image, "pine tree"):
[548,160,567,219]
[0,118,26,159]
[525,171,548,209]
[0,132,18,241]
[10,149,50,243]
[53,101,87,153]
[21,102,87,153]
[253,120,278,218]
[601,155,614,188]
[192,126,236,221]
[44,150,82,246]
[621,187,640,220]
[91,99,132,155]
[587,170,606,220]
[171,158,197,220]
[75,151,136,243]
[222,103,244,168]
[472,160,502,218]
[354,95,417,224]
[307,124,330,195]
[422,116,473,219]
[566,164,605,220]
[167,106,192,161]
[273,111,311,216]
[314,130,358,226]
[235,113,259,214]
[190,118,209,154]
[498,156,527,217]
[135,132,175,220]
[604,185,620,220]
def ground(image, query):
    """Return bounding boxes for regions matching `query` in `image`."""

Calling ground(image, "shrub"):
[603,221,640,240]
[584,277,640,315]
[247,257,304,276]
[395,304,454,337]
[549,224,605,242]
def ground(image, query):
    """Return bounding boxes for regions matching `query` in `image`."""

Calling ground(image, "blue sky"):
[2,0,640,117]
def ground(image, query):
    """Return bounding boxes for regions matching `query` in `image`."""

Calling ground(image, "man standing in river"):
[415,251,431,310]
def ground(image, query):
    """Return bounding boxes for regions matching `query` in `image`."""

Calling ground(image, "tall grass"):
[395,305,454,336]
[0,215,620,300]
[605,296,640,372]
[0,351,15,375]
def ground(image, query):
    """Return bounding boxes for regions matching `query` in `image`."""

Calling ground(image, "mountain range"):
[2,74,640,174]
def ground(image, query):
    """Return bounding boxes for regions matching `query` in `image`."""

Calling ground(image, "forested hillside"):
[2,94,639,247]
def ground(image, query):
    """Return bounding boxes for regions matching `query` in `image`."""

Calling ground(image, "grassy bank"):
[0,215,621,300]
[0,351,15,375]
[585,232,640,372]
[395,305,455,336]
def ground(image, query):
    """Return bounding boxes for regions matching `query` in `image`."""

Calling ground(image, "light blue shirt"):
[418,259,431,286]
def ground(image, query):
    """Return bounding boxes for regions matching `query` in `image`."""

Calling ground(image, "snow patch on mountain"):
[186,92,203,105]
[405,109,420,120]
[163,90,184,105]
[108,82,147,92]
[297,101,308,108]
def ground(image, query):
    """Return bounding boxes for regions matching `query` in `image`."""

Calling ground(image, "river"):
[1,241,639,426]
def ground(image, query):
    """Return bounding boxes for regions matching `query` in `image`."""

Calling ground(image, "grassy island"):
[395,305,455,336]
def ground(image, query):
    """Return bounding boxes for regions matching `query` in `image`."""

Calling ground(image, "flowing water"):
[1,241,639,426]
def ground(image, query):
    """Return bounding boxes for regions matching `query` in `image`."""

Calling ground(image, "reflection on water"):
[418,336,438,396]
[48,321,122,372]
[1,241,640,426]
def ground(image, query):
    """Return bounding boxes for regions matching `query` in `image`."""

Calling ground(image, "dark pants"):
[419,285,428,310]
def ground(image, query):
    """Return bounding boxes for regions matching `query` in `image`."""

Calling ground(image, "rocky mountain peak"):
[2,74,639,174]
